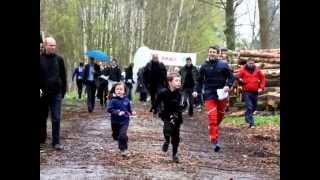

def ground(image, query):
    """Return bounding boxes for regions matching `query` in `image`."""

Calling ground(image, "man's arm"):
[142,66,149,89]
[192,67,199,86]
[95,64,101,78]
[225,65,235,88]
[59,57,67,97]
[258,69,266,90]
[160,63,167,87]
[194,65,204,94]
[83,65,88,83]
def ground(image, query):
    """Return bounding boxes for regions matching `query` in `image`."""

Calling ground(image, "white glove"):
[192,92,198,98]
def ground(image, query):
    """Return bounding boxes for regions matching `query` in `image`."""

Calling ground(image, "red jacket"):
[237,67,266,92]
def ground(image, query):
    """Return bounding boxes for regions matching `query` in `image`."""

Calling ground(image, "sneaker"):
[53,144,63,150]
[120,150,129,157]
[162,142,169,152]
[249,125,255,129]
[212,142,220,152]
[172,154,179,163]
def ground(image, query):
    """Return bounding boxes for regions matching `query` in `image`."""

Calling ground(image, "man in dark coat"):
[179,57,199,117]
[143,54,167,113]
[40,37,67,150]
[83,57,101,113]
[193,46,235,152]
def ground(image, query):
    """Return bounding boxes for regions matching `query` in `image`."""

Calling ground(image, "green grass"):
[65,90,82,100]
[224,115,280,127]
[63,91,86,110]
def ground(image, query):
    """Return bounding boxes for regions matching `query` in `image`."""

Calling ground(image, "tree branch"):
[218,0,226,9]
[198,0,226,9]
[269,2,280,26]
[234,0,244,10]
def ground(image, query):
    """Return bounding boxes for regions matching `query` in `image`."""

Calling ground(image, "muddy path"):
[40,100,279,180]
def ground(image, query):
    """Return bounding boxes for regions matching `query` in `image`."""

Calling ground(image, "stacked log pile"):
[230,49,280,111]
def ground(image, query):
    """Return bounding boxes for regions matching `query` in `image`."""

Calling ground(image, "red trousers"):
[205,99,226,144]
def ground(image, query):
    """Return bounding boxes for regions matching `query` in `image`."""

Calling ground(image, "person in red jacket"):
[237,59,266,128]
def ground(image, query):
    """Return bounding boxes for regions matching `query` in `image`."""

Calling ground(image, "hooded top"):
[107,96,132,125]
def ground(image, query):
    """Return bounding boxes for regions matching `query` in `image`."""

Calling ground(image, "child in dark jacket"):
[154,72,184,163]
[107,82,135,157]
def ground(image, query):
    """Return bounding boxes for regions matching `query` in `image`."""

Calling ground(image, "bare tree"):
[171,0,185,51]
[258,0,270,48]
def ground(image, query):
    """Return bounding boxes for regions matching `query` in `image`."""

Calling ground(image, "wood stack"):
[230,49,280,111]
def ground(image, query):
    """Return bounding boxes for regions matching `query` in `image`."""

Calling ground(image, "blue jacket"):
[195,59,235,100]
[107,96,132,125]
[72,66,84,81]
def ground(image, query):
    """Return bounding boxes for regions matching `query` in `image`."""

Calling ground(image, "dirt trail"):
[40,101,279,180]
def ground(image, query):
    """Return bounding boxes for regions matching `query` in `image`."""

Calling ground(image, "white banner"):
[133,46,197,79]
[132,47,197,92]
[152,50,197,66]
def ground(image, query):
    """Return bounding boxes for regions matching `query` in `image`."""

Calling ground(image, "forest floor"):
[40,99,279,180]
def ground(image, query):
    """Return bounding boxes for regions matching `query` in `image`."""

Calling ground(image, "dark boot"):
[162,142,169,152]
[172,145,179,163]
[172,154,179,163]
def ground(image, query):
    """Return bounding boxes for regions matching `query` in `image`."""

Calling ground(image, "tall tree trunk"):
[258,0,270,49]
[140,0,146,47]
[224,0,236,50]
[250,0,257,49]
[171,0,184,51]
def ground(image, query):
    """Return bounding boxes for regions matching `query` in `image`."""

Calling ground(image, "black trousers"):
[86,81,97,112]
[111,123,129,151]
[163,120,181,156]
[97,80,108,107]
[149,85,163,110]
[139,91,147,102]
[182,88,194,115]
[76,79,84,99]
[40,93,62,146]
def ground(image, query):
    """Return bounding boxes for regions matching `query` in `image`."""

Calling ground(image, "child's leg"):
[111,123,120,141]
[163,120,172,144]
[171,123,181,157]
[118,123,129,151]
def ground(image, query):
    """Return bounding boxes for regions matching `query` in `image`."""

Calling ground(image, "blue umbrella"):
[86,50,110,61]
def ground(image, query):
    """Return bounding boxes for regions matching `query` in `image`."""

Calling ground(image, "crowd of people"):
[40,35,266,163]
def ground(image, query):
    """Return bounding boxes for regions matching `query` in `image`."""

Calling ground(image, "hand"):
[223,86,230,92]
[40,89,43,97]
[238,78,244,85]
[131,111,136,115]
[258,88,263,93]
[192,92,198,98]
[153,108,158,114]
[118,111,125,116]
